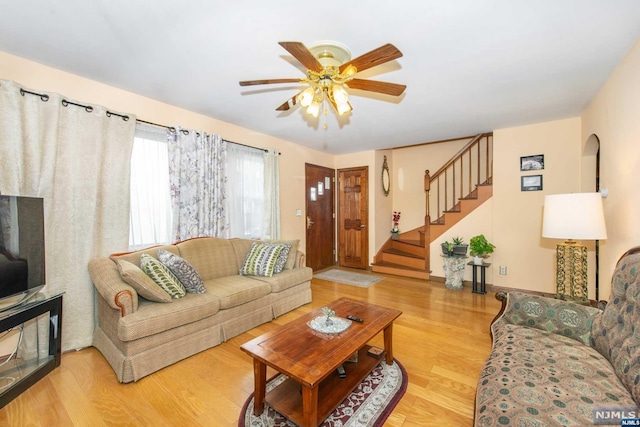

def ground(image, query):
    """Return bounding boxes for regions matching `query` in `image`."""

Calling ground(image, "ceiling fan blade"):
[239,78,302,86]
[278,41,323,72]
[275,91,303,111]
[346,78,406,96]
[339,43,403,74]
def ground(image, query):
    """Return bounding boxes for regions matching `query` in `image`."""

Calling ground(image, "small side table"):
[0,291,63,408]
[468,262,491,294]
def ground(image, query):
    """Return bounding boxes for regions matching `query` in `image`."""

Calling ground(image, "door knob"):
[307,216,315,229]
[360,224,366,228]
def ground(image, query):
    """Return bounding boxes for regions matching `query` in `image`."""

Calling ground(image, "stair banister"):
[424,170,431,271]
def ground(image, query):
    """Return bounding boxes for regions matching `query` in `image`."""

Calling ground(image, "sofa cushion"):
[157,249,206,294]
[239,242,286,277]
[591,250,640,404]
[475,323,636,426]
[110,245,180,266]
[176,237,239,280]
[203,275,271,309]
[249,267,312,293]
[117,292,221,342]
[140,254,186,299]
[115,259,172,303]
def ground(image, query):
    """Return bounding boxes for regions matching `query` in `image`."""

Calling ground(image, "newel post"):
[424,170,431,271]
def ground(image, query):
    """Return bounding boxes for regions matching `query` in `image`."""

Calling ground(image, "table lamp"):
[542,193,607,301]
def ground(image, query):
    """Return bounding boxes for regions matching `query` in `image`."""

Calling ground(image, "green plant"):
[452,236,465,245]
[443,241,454,252]
[469,234,495,257]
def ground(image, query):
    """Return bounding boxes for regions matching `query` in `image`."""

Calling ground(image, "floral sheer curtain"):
[168,128,229,240]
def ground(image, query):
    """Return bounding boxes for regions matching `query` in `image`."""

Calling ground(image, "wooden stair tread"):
[372,261,428,271]
[393,238,423,247]
[371,261,431,279]
[383,248,424,260]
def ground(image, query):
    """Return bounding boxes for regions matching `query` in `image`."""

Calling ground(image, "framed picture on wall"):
[520,154,544,171]
[521,175,543,191]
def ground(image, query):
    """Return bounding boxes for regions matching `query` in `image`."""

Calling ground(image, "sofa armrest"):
[88,258,138,316]
[492,291,602,346]
[294,250,306,268]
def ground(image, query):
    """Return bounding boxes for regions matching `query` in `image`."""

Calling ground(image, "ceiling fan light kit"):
[239,40,406,127]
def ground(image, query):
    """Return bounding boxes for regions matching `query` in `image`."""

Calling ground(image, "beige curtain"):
[0,80,135,351]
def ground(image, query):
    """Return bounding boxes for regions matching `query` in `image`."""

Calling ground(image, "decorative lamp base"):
[555,242,588,301]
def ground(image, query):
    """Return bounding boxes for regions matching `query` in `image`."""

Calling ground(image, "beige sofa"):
[88,237,312,383]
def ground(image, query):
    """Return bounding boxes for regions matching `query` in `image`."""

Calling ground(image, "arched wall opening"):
[582,134,602,299]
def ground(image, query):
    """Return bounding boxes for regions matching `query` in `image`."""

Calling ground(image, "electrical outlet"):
[499,265,507,275]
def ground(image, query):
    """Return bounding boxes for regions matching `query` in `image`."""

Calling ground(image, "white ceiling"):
[1,1,639,154]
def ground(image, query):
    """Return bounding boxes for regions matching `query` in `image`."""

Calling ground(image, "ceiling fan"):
[239,41,406,119]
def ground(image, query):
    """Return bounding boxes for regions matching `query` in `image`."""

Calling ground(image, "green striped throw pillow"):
[140,254,186,299]
[239,243,286,277]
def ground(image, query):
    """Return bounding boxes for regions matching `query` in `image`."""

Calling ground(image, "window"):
[227,143,265,239]
[129,124,172,250]
[129,124,269,247]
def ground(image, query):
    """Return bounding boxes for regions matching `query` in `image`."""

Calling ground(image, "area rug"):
[313,269,383,288]
[238,359,407,427]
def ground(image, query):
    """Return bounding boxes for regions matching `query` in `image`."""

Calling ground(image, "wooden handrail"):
[426,133,493,229]
[429,133,485,179]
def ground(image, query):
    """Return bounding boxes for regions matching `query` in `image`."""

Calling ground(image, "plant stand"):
[442,256,467,290]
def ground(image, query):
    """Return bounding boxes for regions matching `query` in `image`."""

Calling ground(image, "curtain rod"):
[18,88,278,154]
[136,118,279,155]
[20,88,130,121]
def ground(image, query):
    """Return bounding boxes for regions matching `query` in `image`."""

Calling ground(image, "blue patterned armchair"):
[474,247,640,426]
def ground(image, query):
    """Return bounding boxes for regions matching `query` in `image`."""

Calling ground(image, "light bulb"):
[337,102,351,116]
[306,101,320,117]
[298,87,315,107]
[342,65,357,78]
[332,86,349,104]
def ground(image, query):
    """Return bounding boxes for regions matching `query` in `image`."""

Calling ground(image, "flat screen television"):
[0,195,45,312]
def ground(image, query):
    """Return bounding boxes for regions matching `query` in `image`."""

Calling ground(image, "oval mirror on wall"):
[382,156,390,196]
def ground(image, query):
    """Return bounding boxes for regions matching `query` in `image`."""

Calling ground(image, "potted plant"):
[390,211,401,240]
[469,234,496,265]
[441,236,468,256]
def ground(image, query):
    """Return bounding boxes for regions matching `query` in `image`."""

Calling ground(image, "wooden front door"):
[305,164,335,271]
[338,167,369,269]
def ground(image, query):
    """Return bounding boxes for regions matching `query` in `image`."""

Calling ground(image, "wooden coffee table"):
[240,297,402,427]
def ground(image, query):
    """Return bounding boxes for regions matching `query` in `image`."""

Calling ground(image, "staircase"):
[372,133,493,279]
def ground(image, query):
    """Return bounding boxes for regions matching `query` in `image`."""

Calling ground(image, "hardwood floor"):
[0,270,501,426]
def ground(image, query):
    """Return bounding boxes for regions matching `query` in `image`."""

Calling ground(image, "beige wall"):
[492,118,582,294]
[391,138,471,231]
[582,37,640,300]
[0,50,334,256]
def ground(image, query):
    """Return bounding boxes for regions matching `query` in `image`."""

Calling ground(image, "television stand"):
[0,291,63,408]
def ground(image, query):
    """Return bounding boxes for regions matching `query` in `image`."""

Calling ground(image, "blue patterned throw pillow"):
[157,250,206,294]
[140,254,186,299]
[239,243,286,277]
[273,244,292,274]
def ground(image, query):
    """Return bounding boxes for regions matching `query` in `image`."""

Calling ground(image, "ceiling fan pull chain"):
[323,99,328,129]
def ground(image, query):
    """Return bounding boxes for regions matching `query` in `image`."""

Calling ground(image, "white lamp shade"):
[542,193,607,240]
